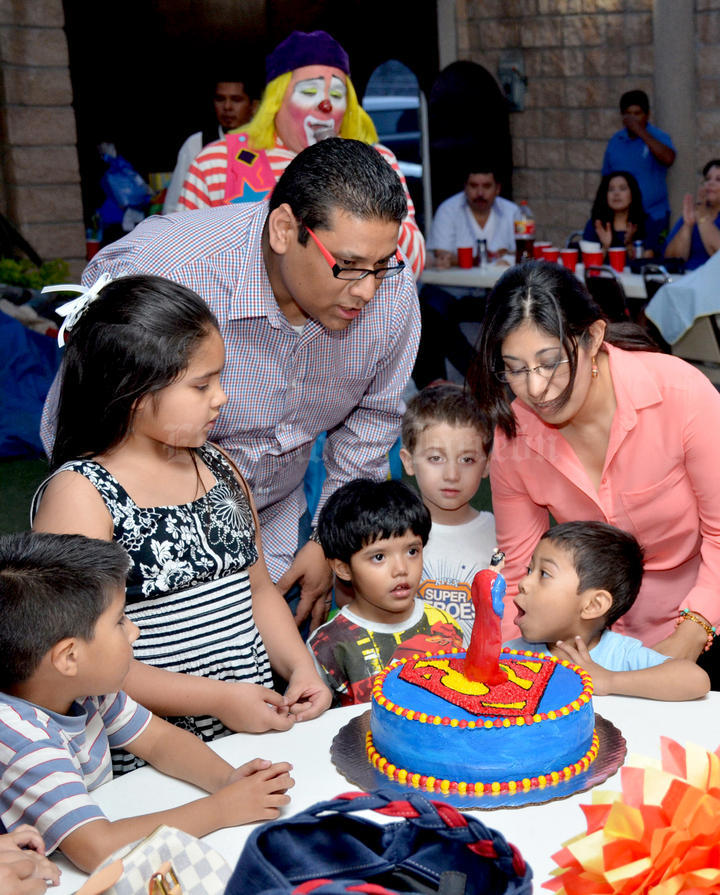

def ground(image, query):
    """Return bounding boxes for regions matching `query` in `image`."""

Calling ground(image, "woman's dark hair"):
[590,171,646,237]
[51,274,219,469]
[469,261,659,440]
[703,159,720,178]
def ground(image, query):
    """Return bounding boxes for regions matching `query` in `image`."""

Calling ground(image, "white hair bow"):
[42,272,114,347]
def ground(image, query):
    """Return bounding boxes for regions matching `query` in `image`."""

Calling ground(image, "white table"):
[51,693,720,893]
[421,262,648,299]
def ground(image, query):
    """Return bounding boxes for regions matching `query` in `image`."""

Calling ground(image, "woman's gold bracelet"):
[675,608,716,652]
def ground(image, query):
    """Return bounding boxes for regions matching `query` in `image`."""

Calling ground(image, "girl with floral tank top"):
[32,274,331,772]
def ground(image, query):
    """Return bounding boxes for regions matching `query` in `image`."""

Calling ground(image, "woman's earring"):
[591,357,599,378]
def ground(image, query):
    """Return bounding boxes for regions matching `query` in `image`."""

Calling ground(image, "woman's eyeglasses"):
[494,359,570,384]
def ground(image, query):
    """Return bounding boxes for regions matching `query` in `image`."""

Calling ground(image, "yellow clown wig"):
[233,71,378,150]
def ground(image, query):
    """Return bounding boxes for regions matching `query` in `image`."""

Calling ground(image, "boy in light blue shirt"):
[504,521,709,700]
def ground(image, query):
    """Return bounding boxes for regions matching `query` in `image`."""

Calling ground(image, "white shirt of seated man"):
[428,171,519,267]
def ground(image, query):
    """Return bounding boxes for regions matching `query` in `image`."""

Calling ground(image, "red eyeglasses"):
[304,224,405,281]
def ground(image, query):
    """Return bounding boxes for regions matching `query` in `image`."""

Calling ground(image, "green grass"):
[0,458,49,533]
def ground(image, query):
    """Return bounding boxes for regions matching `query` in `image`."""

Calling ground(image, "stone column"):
[437,0,458,71]
[653,0,696,221]
[695,1,720,174]
[0,0,85,273]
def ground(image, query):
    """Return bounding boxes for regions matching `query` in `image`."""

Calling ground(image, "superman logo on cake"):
[398,655,553,716]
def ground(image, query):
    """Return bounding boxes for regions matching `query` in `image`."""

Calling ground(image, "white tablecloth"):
[51,693,720,893]
[646,251,720,343]
[421,262,648,299]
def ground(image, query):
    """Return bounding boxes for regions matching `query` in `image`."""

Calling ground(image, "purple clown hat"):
[265,30,350,84]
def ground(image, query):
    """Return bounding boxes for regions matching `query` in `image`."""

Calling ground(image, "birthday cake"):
[366,571,598,796]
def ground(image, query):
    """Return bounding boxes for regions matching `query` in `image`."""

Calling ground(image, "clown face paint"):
[275,65,348,153]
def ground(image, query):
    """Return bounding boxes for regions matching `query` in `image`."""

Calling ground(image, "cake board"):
[331,710,626,809]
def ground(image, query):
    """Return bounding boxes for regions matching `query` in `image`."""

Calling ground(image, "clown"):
[179,30,424,276]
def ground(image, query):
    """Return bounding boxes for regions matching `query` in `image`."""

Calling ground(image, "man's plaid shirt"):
[46,202,420,579]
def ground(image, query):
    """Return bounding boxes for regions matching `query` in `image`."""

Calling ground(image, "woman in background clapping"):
[664,159,720,271]
[583,171,658,258]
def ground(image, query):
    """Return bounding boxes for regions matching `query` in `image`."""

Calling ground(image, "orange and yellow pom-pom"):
[545,738,720,895]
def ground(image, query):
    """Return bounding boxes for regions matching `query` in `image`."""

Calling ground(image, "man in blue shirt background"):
[602,89,676,234]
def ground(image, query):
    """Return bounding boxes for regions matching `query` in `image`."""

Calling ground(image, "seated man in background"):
[412,167,518,388]
[427,167,518,267]
[602,89,676,236]
[163,76,260,214]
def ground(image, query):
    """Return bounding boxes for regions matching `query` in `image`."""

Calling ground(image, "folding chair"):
[583,265,628,322]
[566,230,583,250]
[637,264,673,350]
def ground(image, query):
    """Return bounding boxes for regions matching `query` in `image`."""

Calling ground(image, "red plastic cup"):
[533,241,551,259]
[559,248,578,272]
[86,239,101,261]
[582,250,604,267]
[457,246,473,269]
[541,245,560,263]
[608,247,626,273]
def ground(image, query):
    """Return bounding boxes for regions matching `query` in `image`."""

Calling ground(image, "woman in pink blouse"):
[471,261,719,683]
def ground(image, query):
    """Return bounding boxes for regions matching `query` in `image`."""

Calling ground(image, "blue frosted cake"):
[367,649,598,796]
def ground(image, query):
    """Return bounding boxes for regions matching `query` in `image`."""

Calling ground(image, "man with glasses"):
[65,138,419,632]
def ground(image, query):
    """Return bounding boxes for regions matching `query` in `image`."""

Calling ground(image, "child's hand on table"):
[216,758,295,825]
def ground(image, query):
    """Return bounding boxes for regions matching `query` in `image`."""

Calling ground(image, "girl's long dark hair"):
[590,170,646,238]
[468,261,659,440]
[51,275,219,470]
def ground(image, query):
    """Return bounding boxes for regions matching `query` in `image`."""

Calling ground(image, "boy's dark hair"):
[402,383,493,455]
[52,274,219,470]
[269,138,407,246]
[620,89,649,115]
[541,521,644,628]
[317,478,431,564]
[0,532,130,689]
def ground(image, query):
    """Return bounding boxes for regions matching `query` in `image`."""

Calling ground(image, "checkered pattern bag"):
[87,825,231,895]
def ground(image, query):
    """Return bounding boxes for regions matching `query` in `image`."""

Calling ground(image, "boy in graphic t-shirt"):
[307,479,463,705]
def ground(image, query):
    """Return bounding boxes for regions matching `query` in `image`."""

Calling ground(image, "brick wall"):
[456,0,684,248]
[0,0,84,275]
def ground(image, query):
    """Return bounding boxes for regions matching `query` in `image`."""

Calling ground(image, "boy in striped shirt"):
[0,532,293,873]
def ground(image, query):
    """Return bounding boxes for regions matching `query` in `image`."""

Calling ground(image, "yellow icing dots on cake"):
[371,651,593,730]
[365,728,601,796]
[366,650,599,797]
